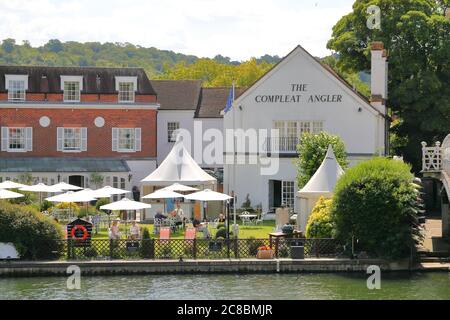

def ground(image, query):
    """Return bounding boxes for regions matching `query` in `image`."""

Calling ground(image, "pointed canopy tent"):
[297,145,344,232]
[0,180,28,189]
[141,142,217,187]
[0,189,24,199]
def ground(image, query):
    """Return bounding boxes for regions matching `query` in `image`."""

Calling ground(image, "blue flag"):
[223,85,234,113]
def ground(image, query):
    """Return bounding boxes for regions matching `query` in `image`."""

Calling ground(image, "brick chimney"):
[370,41,388,115]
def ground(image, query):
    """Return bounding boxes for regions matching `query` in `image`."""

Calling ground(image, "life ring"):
[70,225,89,241]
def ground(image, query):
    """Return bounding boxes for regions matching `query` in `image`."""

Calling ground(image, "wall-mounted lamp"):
[357,107,362,112]
[238,105,243,111]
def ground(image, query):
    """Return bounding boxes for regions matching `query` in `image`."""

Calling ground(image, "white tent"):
[297,145,344,232]
[141,142,216,187]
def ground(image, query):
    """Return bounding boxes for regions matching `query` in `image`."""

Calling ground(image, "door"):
[269,180,282,210]
[69,175,84,188]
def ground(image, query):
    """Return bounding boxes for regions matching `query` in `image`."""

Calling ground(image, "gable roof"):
[195,87,246,118]
[233,45,386,118]
[150,80,202,110]
[0,65,156,95]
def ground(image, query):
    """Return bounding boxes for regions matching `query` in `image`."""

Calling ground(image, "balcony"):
[263,137,299,153]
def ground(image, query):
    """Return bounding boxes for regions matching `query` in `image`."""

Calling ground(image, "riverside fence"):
[39,238,346,261]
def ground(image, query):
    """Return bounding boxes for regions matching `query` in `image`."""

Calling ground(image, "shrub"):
[8,190,36,206]
[295,131,347,188]
[0,201,64,260]
[49,202,80,215]
[305,197,334,238]
[248,237,265,256]
[96,198,110,211]
[216,227,227,239]
[331,157,424,259]
[139,228,153,259]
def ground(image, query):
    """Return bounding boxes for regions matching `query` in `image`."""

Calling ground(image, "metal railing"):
[264,137,299,153]
[38,238,345,261]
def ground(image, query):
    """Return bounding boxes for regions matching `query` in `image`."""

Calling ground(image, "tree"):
[295,132,347,188]
[331,157,423,258]
[90,172,104,188]
[305,197,334,238]
[1,38,15,53]
[327,0,450,172]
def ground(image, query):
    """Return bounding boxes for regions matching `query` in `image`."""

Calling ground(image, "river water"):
[1,272,449,300]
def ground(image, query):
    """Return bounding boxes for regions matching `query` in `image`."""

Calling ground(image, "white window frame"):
[118,82,135,103]
[112,127,141,153]
[61,76,83,103]
[1,126,32,152]
[5,75,28,101]
[115,76,137,103]
[167,122,180,142]
[57,127,87,152]
[281,180,295,209]
[118,128,136,152]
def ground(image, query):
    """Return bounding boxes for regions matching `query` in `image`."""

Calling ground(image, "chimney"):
[370,41,388,114]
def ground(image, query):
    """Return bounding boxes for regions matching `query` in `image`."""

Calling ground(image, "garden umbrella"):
[184,189,233,238]
[93,186,130,196]
[100,198,151,236]
[51,182,83,191]
[45,191,96,220]
[0,189,24,199]
[20,183,63,208]
[0,180,28,189]
[162,183,199,192]
[142,189,184,214]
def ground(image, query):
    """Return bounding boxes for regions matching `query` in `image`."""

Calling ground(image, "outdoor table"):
[239,214,257,225]
[269,231,304,257]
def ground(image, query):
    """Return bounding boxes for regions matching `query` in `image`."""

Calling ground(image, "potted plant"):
[256,245,274,259]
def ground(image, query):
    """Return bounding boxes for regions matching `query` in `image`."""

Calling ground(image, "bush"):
[49,202,80,215]
[295,131,347,188]
[305,197,334,238]
[248,237,265,256]
[139,228,153,259]
[8,190,36,206]
[96,198,110,211]
[331,158,424,259]
[216,227,227,239]
[0,201,64,260]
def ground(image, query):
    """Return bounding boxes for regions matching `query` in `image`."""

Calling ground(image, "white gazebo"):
[141,141,217,187]
[296,145,344,231]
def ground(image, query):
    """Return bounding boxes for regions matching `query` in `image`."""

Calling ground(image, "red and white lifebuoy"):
[70,225,89,241]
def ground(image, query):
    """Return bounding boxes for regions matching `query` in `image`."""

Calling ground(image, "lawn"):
[88,220,276,239]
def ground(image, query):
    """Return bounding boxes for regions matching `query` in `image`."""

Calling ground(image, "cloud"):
[0,0,353,60]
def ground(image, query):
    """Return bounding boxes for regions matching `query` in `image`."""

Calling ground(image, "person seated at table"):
[217,213,225,223]
[154,211,167,221]
[109,220,121,240]
[193,219,201,228]
[169,210,183,228]
[129,221,140,240]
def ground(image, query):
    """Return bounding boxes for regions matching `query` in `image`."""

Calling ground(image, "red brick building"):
[0,66,158,191]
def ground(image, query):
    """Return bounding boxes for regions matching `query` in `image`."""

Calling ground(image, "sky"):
[0,0,354,60]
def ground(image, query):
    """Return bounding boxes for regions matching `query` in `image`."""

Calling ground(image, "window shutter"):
[26,127,33,151]
[81,127,87,151]
[1,127,8,151]
[112,128,118,151]
[57,127,64,151]
[135,128,141,152]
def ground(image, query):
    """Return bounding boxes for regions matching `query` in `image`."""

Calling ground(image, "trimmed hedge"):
[0,201,64,260]
[305,197,334,238]
[331,157,423,259]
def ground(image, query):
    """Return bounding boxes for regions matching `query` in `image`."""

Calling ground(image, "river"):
[1,272,449,300]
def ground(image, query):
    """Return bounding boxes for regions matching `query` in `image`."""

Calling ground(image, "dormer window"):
[5,75,28,101]
[115,76,137,103]
[61,76,83,102]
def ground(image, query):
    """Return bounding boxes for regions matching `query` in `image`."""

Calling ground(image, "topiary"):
[140,228,153,259]
[305,197,334,238]
[0,201,64,260]
[331,157,424,259]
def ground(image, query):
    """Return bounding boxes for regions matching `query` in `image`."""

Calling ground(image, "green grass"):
[88,220,276,239]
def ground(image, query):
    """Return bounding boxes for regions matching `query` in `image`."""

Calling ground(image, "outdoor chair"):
[255,212,266,225]
[159,227,171,240]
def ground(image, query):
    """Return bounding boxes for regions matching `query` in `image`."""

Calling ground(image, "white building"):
[224,42,389,213]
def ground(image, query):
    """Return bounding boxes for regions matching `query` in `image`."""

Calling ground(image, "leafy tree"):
[331,157,424,258]
[44,39,64,53]
[327,0,450,172]
[1,38,15,53]
[305,197,334,238]
[295,132,347,188]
